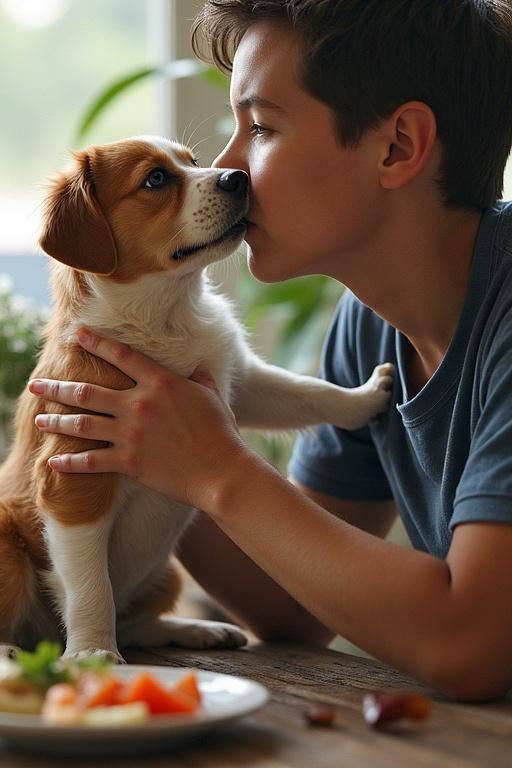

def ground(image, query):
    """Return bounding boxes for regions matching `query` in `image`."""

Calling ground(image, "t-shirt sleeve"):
[288,291,393,500]
[451,307,512,528]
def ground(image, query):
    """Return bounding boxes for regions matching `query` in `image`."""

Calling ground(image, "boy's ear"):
[378,101,438,191]
[39,149,118,275]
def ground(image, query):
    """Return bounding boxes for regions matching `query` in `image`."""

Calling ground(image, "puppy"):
[0,136,393,662]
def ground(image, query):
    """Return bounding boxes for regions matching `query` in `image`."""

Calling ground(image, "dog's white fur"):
[0,136,392,662]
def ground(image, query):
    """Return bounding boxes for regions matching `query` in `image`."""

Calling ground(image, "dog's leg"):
[120,616,247,650]
[43,511,123,663]
[232,354,394,431]
[35,436,124,663]
[117,563,247,651]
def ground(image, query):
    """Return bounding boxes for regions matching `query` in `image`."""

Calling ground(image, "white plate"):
[0,665,269,757]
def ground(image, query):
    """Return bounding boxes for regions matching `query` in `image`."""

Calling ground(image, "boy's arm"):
[177,491,397,645]
[202,451,512,702]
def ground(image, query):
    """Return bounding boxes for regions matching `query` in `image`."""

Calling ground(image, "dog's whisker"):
[181,117,196,148]
[167,223,188,248]
[189,136,214,159]
[184,113,216,149]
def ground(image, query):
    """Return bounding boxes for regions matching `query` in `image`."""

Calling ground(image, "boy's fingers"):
[34,413,117,442]
[77,328,165,383]
[28,379,119,414]
[47,450,115,474]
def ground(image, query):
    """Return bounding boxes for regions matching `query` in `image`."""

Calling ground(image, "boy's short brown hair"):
[192,0,512,211]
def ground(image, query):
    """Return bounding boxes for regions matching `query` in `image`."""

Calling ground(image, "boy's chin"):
[247,248,300,284]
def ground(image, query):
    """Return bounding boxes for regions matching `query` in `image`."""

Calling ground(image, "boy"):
[31,0,512,700]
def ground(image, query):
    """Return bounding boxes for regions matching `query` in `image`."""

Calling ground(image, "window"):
[505,159,512,200]
[0,0,153,303]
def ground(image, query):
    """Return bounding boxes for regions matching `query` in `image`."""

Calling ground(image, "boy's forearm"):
[178,512,336,646]
[206,450,505,700]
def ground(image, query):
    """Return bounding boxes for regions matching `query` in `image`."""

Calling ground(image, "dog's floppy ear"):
[39,149,118,275]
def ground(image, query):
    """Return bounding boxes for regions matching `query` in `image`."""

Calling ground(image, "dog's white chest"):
[73,273,244,403]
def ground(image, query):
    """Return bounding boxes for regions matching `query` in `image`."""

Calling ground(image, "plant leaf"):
[200,67,230,90]
[75,59,209,143]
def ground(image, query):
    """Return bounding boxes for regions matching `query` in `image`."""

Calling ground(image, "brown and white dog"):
[0,136,393,662]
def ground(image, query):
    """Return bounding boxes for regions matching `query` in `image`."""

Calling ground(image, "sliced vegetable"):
[121,672,198,714]
[173,671,202,705]
[78,673,124,708]
[81,701,150,726]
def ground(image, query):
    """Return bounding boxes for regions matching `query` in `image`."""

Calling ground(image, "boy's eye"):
[144,167,174,189]
[250,123,269,136]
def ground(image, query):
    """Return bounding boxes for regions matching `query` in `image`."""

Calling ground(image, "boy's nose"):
[216,170,248,199]
[212,138,243,171]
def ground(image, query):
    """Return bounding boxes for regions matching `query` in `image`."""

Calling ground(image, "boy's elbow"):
[435,672,510,703]
[424,643,512,702]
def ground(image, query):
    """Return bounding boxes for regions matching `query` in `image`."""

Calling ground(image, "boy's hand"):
[28,328,249,511]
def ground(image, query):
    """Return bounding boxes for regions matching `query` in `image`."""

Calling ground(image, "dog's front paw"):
[0,643,21,660]
[163,618,247,650]
[341,362,395,430]
[63,648,126,665]
[369,362,395,390]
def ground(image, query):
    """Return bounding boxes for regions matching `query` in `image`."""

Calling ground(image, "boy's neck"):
[344,204,482,389]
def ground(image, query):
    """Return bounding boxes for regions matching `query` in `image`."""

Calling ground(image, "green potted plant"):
[0,275,46,455]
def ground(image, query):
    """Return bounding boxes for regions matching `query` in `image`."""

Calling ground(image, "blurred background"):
[1,0,511,657]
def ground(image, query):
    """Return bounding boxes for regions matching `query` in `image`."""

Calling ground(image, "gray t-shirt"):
[289,202,512,559]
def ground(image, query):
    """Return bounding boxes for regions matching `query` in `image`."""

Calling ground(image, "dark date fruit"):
[362,691,432,728]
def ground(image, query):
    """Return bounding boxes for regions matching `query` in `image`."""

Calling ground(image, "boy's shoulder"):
[476,201,512,309]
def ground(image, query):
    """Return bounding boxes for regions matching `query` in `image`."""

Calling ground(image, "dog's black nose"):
[217,170,248,199]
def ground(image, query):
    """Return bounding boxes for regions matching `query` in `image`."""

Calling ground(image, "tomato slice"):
[79,674,125,708]
[172,672,201,705]
[120,673,198,715]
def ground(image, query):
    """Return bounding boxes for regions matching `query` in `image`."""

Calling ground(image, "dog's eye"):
[144,168,172,189]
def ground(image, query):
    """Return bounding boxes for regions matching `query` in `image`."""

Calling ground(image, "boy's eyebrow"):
[228,95,287,113]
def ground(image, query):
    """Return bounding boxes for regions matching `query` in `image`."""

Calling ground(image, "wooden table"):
[1,642,511,766]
